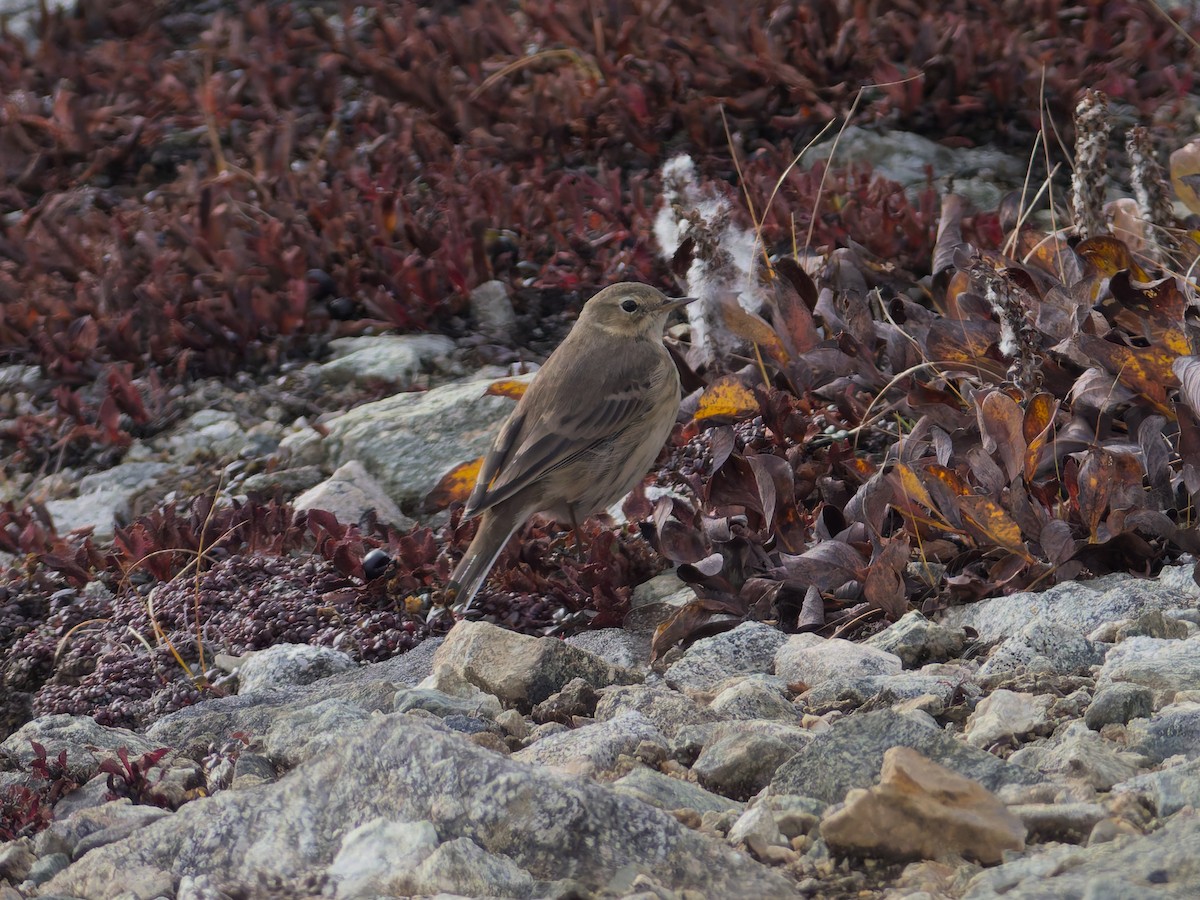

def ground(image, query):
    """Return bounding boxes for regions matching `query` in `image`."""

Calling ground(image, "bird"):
[447,282,694,609]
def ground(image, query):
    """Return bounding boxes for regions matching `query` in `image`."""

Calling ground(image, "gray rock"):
[1114,757,1200,816]
[26,852,70,886]
[43,460,179,540]
[962,810,1200,899]
[262,699,378,768]
[239,465,325,497]
[803,673,967,713]
[162,410,250,462]
[1007,724,1144,791]
[806,126,1026,209]
[34,802,171,862]
[408,836,536,898]
[611,767,741,815]
[708,676,799,722]
[1098,636,1200,696]
[395,687,502,720]
[726,803,788,857]
[324,376,530,511]
[43,716,794,898]
[863,611,967,668]
[1,715,164,782]
[470,280,519,340]
[693,731,801,801]
[512,711,667,777]
[292,459,416,529]
[1009,802,1107,844]
[963,689,1054,748]
[433,620,636,712]
[0,363,41,390]
[594,684,717,739]
[1085,682,1154,730]
[235,644,358,696]
[775,636,902,686]
[671,719,814,767]
[0,839,34,881]
[565,628,652,672]
[146,639,441,757]
[320,333,455,388]
[326,817,439,897]
[979,621,1104,677]
[1126,701,1200,763]
[939,569,1200,643]
[769,709,1040,804]
[663,622,788,692]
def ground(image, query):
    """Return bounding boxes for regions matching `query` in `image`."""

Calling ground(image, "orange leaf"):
[424,457,484,510]
[694,375,759,425]
[1022,392,1058,483]
[484,378,529,400]
[892,462,937,512]
[1076,235,1148,281]
[957,494,1035,561]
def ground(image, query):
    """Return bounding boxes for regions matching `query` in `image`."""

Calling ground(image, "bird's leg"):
[568,504,585,557]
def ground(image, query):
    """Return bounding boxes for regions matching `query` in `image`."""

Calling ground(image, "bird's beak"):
[664,296,697,311]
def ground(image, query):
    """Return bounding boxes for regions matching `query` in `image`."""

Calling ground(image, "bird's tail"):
[447,509,522,609]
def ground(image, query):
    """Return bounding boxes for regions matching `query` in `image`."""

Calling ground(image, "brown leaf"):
[863,535,910,619]
[1076,235,1148,281]
[650,600,739,663]
[776,540,866,592]
[976,389,1025,485]
[932,194,967,277]
[1077,449,1114,541]
[720,295,790,366]
[796,584,825,632]
[771,259,820,354]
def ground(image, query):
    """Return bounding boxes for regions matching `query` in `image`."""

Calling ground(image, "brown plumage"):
[448,282,692,608]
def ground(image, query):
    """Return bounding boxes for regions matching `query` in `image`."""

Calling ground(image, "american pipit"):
[448,282,693,608]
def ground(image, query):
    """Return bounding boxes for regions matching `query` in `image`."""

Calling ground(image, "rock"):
[394,686,502,720]
[292,459,416,529]
[1115,608,1191,641]
[1007,724,1144,791]
[962,810,1200,898]
[319,333,455,388]
[1085,682,1154,730]
[146,639,442,757]
[979,621,1104,677]
[512,711,668,778]
[323,376,531,511]
[769,709,1040,803]
[939,568,1200,643]
[565,628,652,672]
[407,836,536,898]
[626,572,700,634]
[1,715,165,782]
[1098,636,1200,696]
[806,126,1026,209]
[239,465,325,497]
[863,611,967,668]
[263,698,377,767]
[663,622,788,692]
[611,767,741,815]
[594,684,717,738]
[775,636,902,687]
[325,817,439,896]
[963,689,1054,748]
[234,643,358,696]
[469,280,518,340]
[1125,701,1200,763]
[531,677,600,724]
[34,802,172,862]
[433,620,634,712]
[25,852,69,886]
[1114,757,1200,816]
[43,461,178,540]
[692,731,802,801]
[43,716,794,898]
[162,410,253,462]
[819,747,1026,865]
[727,803,788,857]
[708,676,799,722]
[0,840,34,881]
[672,719,814,767]
[803,673,968,714]
[1009,802,1108,844]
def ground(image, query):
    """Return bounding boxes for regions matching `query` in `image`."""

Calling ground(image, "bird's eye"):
[620,299,639,313]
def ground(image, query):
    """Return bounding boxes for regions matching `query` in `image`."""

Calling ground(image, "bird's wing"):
[464,346,666,516]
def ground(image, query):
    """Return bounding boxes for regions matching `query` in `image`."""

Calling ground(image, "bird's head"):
[578,282,695,338]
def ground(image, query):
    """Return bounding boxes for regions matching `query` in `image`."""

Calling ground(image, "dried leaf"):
[424,457,484,510]
[957,493,1035,562]
[863,535,910,619]
[694,375,760,425]
[1077,449,1114,541]
[1170,138,1200,216]
[720,296,790,366]
[1022,393,1058,483]
[976,389,1025,484]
